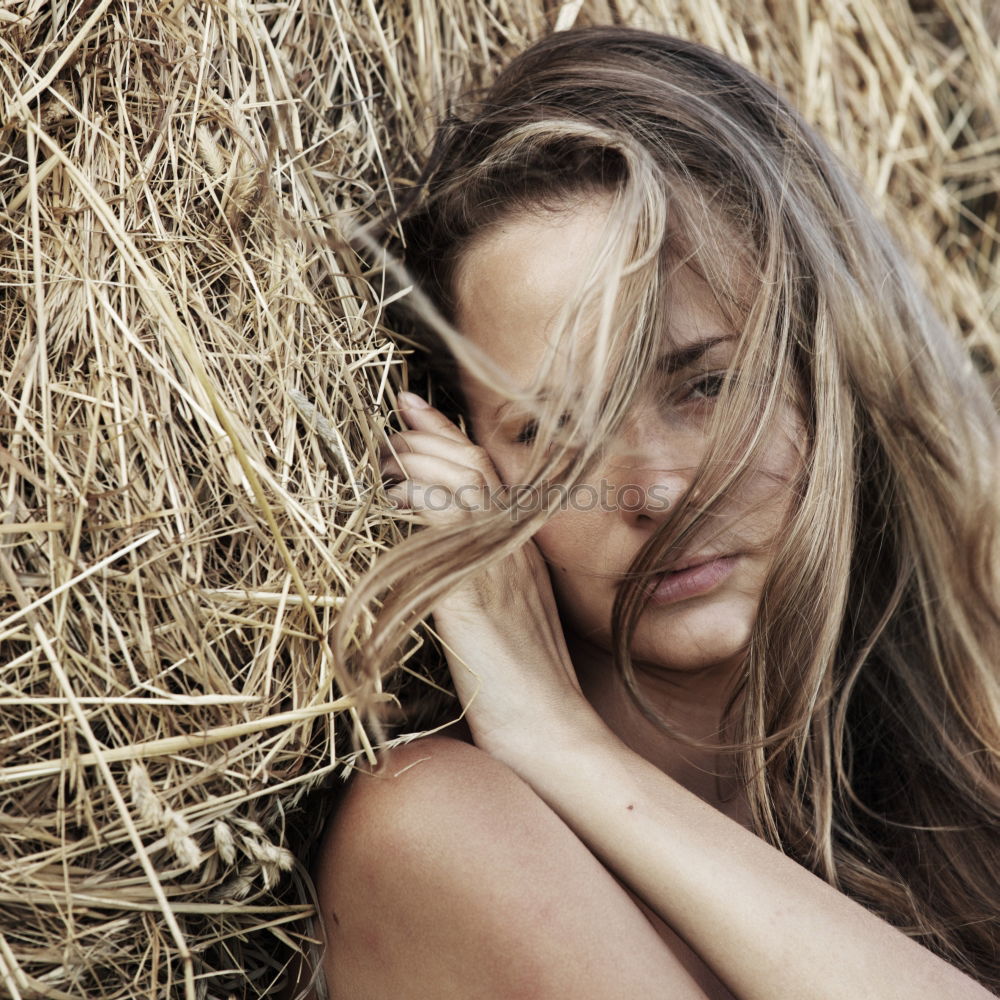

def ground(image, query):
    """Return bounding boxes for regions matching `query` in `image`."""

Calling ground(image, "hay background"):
[0,0,996,997]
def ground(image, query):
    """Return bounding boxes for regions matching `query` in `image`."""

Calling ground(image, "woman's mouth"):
[646,555,739,605]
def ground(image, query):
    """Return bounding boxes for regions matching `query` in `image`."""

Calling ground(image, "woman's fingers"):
[378,392,507,520]
[382,451,490,494]
[396,391,473,445]
[380,433,505,522]
[382,430,499,487]
[382,466,496,523]
[376,392,593,756]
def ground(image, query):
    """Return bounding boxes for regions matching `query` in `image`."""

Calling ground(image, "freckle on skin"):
[627,804,634,811]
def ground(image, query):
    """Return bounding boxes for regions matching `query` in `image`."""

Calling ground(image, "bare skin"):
[310,200,995,1000]
[313,735,735,999]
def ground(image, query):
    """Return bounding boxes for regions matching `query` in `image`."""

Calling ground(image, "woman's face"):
[452,197,806,678]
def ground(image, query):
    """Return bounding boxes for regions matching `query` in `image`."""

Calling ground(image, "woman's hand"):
[380,390,604,762]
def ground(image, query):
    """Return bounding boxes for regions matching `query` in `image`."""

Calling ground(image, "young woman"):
[312,26,1000,1000]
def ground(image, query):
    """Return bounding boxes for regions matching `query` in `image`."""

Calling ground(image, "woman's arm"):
[313,734,725,1000]
[500,715,997,1000]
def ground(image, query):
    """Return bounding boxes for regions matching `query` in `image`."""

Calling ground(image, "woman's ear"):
[432,379,475,441]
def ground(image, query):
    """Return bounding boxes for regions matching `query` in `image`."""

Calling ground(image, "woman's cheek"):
[533,509,616,608]
[532,519,570,571]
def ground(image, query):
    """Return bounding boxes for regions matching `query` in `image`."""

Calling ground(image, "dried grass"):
[0,0,995,997]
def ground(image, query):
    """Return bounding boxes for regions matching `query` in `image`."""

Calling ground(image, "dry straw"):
[0,0,996,997]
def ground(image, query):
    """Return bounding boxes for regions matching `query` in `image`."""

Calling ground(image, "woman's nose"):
[601,406,699,525]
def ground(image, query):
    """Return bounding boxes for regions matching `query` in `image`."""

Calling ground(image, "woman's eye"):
[513,421,538,445]
[683,371,729,402]
[513,412,572,446]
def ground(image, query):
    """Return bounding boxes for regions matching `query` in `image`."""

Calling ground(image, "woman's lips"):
[646,555,739,605]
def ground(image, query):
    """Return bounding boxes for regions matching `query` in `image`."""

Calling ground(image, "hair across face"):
[451,194,806,689]
[348,26,1000,991]
[397,28,844,726]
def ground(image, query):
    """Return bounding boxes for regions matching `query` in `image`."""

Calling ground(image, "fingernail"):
[398,390,430,409]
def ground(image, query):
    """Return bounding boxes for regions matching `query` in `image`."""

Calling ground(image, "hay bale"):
[0,0,995,997]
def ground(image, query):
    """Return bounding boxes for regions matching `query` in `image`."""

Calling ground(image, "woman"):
[313,27,1000,1000]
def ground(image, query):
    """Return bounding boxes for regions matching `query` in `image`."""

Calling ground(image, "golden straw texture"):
[0,0,996,997]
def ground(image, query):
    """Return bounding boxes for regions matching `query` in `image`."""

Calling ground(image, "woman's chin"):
[630,599,755,676]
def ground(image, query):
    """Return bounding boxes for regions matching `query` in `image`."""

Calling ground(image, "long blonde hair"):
[335,27,1000,989]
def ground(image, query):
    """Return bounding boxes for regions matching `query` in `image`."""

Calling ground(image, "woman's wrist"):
[486,699,623,789]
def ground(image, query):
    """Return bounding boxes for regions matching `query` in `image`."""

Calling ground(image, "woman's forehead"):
[451,199,611,344]
[452,202,744,409]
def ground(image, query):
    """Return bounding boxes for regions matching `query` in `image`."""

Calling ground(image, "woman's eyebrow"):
[491,335,737,418]
[654,334,736,374]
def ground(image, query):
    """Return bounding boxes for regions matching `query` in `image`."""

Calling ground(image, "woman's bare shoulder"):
[310,734,714,1000]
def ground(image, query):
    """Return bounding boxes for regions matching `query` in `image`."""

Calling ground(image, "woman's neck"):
[568,636,752,829]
